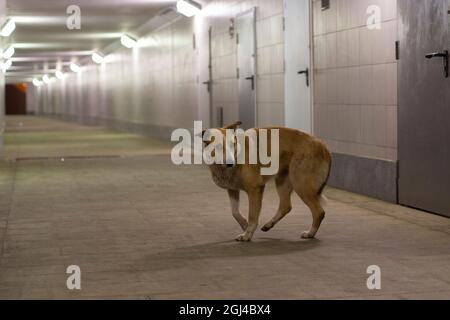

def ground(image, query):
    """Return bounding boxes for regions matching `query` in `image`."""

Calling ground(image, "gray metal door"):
[398,0,450,216]
[236,8,256,129]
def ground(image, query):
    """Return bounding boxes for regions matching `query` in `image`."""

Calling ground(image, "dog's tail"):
[317,157,332,208]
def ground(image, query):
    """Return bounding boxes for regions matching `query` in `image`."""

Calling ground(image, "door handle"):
[245,75,255,90]
[298,68,310,86]
[202,80,211,92]
[425,50,449,78]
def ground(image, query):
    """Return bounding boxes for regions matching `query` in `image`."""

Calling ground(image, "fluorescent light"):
[42,74,50,84]
[92,52,104,64]
[32,78,42,86]
[3,59,11,69]
[3,45,15,59]
[176,0,202,17]
[55,70,64,79]
[120,34,137,48]
[1,59,12,72]
[1,19,16,37]
[70,62,80,73]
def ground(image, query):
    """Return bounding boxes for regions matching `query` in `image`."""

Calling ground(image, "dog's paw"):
[261,223,272,232]
[301,231,315,239]
[235,233,252,242]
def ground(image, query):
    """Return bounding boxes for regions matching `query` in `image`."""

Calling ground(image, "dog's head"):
[201,121,242,167]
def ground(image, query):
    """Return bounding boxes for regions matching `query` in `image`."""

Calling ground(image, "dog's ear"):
[223,121,242,130]
[200,129,213,146]
[195,129,208,139]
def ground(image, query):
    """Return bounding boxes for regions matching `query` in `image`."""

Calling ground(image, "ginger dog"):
[203,121,332,242]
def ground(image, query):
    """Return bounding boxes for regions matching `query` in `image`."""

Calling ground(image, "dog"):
[202,121,332,242]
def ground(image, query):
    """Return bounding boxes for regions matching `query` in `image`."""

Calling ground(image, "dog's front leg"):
[235,187,264,242]
[227,189,248,231]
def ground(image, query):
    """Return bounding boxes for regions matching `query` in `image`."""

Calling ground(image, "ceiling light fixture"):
[1,19,16,37]
[91,52,104,64]
[3,45,15,59]
[32,78,42,86]
[120,34,137,48]
[42,74,50,84]
[55,70,64,79]
[1,59,12,72]
[176,0,202,17]
[70,63,81,73]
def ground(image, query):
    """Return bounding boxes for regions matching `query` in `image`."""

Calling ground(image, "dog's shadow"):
[140,237,320,272]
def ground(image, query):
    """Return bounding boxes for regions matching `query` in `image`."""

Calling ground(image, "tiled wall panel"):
[207,0,285,126]
[0,1,6,150]
[32,0,398,166]
[36,17,198,138]
[36,0,286,136]
[312,0,398,161]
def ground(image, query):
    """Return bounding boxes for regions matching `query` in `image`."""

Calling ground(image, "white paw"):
[235,233,252,242]
[301,231,315,239]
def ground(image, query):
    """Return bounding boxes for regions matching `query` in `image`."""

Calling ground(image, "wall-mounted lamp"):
[176,0,202,17]
[1,19,16,37]
[92,52,104,64]
[120,34,138,48]
[70,63,81,73]
[3,45,15,59]
[32,78,42,86]
[1,59,12,72]
[55,70,64,79]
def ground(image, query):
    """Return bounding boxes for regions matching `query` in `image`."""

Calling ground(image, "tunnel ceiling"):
[4,0,180,82]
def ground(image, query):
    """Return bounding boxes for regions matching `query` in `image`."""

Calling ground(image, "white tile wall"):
[31,0,283,135]
[258,102,284,126]
[210,0,284,127]
[32,0,398,161]
[0,6,5,146]
[257,0,283,19]
[39,16,199,131]
[257,44,284,75]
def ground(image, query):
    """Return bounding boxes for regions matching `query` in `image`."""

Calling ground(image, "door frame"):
[308,0,314,133]
[195,15,213,127]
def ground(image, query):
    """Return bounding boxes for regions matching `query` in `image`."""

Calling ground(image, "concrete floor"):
[1,116,450,299]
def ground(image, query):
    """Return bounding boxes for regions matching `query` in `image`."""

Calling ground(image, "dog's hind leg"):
[261,175,293,232]
[298,193,325,239]
[227,189,248,231]
[290,154,329,239]
[235,187,264,242]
